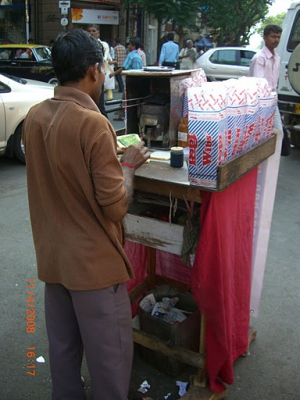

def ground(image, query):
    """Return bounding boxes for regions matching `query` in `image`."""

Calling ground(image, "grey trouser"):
[45,282,133,400]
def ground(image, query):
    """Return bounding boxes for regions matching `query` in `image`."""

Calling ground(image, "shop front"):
[71,0,123,47]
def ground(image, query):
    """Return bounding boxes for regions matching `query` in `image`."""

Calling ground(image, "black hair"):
[167,32,174,41]
[51,29,103,85]
[129,36,141,50]
[115,37,121,44]
[263,24,282,36]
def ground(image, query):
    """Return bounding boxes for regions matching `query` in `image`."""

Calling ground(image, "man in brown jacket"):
[22,29,149,400]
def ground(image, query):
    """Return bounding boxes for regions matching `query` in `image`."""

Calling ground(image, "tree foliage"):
[124,0,202,28]
[255,12,286,36]
[124,0,277,47]
[199,0,275,46]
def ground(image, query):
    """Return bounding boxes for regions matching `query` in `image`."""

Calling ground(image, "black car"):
[0,44,58,85]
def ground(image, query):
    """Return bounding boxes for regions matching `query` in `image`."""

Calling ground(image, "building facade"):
[0,0,126,47]
[0,0,159,64]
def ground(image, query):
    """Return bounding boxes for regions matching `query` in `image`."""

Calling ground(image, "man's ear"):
[89,63,99,82]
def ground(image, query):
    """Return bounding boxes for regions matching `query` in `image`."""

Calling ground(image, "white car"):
[0,73,54,163]
[196,47,257,81]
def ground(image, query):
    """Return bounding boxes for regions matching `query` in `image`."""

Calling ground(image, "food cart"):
[120,69,281,399]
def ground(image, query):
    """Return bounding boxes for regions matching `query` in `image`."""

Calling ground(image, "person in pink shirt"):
[249,24,283,131]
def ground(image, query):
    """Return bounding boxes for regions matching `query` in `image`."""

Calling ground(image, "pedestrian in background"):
[87,24,110,116]
[22,28,149,400]
[158,32,179,68]
[110,36,143,121]
[137,42,147,66]
[178,39,197,69]
[249,24,283,131]
[109,40,115,60]
[113,37,127,92]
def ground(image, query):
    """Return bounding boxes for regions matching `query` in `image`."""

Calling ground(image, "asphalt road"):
[1,119,300,399]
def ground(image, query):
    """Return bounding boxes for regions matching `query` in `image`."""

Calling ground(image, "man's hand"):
[120,141,150,170]
[117,147,125,155]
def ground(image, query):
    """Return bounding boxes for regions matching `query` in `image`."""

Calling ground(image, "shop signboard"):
[59,1,70,14]
[59,1,71,7]
[71,8,119,25]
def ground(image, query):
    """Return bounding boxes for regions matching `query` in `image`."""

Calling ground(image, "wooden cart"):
[120,70,278,398]
[123,136,276,399]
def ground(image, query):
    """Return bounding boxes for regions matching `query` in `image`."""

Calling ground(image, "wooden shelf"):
[134,162,202,203]
[133,133,277,196]
[216,134,276,191]
[124,214,184,255]
[133,328,205,369]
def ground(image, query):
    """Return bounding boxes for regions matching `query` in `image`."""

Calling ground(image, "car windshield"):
[288,10,300,51]
[34,46,52,61]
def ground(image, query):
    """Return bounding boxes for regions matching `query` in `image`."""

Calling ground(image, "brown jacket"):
[23,86,134,290]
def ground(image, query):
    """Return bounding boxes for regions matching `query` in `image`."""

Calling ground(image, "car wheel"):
[47,76,59,86]
[13,123,25,164]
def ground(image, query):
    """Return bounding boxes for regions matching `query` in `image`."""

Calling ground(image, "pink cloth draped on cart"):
[191,167,257,392]
[125,167,257,393]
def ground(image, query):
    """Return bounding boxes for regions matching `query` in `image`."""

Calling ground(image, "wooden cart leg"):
[129,246,157,302]
[191,313,207,387]
[185,315,228,399]
[146,246,156,290]
[242,326,257,357]
[180,385,228,399]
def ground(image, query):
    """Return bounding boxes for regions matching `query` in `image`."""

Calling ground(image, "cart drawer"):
[124,214,184,255]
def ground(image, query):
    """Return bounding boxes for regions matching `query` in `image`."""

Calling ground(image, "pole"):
[25,0,30,42]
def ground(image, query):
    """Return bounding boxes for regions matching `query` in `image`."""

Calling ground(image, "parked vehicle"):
[0,73,54,163]
[196,47,256,81]
[277,1,300,147]
[0,44,58,85]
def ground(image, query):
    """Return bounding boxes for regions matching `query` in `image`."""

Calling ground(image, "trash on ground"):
[176,381,189,397]
[36,356,45,363]
[137,380,151,394]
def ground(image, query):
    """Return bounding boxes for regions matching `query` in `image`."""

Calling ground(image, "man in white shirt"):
[249,24,283,131]
[87,25,110,117]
